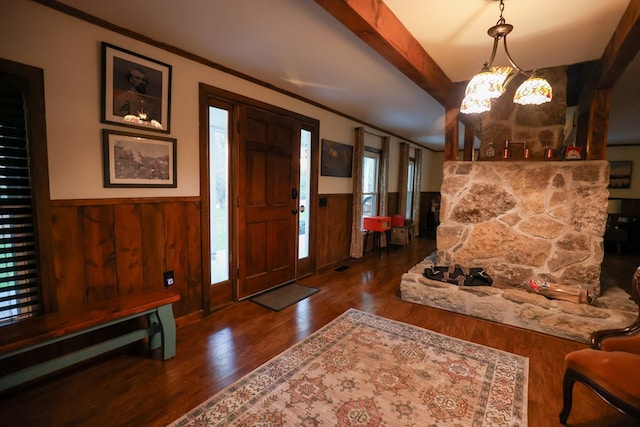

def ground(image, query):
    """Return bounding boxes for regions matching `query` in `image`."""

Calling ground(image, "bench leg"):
[148,304,177,360]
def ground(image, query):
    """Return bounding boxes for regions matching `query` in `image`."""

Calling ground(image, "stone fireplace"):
[435,65,612,297]
[437,160,610,296]
[398,67,636,341]
[399,160,638,344]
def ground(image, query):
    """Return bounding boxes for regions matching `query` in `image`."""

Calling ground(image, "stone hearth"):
[400,255,638,343]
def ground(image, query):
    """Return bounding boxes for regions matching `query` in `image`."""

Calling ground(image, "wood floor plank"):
[0,237,637,426]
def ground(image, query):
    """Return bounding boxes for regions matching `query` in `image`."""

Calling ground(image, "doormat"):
[249,283,319,312]
[334,265,349,272]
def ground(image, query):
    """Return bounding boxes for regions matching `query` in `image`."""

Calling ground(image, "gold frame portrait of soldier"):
[102,43,171,133]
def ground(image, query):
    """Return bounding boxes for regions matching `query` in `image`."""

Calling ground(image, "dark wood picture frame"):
[609,160,633,189]
[321,139,353,177]
[101,42,172,133]
[102,129,177,188]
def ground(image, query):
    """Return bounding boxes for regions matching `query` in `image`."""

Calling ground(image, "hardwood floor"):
[1,237,638,426]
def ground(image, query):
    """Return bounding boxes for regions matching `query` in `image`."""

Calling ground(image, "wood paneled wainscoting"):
[50,198,203,323]
[47,191,447,320]
[316,194,353,271]
[314,191,436,270]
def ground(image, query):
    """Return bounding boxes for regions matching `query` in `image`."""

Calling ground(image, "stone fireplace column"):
[437,160,610,296]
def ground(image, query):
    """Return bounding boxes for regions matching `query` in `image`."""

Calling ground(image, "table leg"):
[363,231,370,257]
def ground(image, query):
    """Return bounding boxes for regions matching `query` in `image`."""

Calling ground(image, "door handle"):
[299,205,305,213]
[291,188,298,199]
[291,208,298,215]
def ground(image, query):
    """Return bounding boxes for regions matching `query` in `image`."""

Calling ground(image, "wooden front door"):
[237,106,300,299]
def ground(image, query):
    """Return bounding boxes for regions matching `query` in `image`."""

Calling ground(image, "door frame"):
[198,84,319,310]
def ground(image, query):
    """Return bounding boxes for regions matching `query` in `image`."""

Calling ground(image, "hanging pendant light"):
[460,0,552,114]
[465,65,513,100]
[460,94,492,114]
[513,77,553,105]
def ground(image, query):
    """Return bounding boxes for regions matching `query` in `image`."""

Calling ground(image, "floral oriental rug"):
[168,309,528,426]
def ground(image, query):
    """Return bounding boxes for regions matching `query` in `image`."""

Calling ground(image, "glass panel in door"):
[298,129,311,259]
[209,106,230,284]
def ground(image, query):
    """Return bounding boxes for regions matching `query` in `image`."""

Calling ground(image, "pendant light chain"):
[498,0,505,24]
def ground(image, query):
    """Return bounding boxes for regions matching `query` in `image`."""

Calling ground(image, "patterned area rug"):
[168,309,528,426]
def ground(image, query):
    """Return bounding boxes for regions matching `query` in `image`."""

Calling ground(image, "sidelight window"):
[209,106,230,285]
[298,129,311,259]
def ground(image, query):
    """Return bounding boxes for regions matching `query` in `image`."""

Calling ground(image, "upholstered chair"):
[559,266,640,424]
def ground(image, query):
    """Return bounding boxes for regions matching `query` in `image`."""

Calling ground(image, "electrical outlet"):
[163,270,174,287]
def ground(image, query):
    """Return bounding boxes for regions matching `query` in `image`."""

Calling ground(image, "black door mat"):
[249,283,320,312]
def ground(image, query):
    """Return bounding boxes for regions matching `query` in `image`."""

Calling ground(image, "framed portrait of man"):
[101,42,172,133]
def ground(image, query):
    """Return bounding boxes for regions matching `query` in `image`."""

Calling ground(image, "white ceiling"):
[55,0,638,150]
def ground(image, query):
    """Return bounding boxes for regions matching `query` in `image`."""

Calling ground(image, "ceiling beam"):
[574,0,640,158]
[576,0,640,115]
[598,0,640,89]
[313,0,452,107]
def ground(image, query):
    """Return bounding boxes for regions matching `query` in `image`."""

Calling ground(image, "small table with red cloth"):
[363,216,392,257]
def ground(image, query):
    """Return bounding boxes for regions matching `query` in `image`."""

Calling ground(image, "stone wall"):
[437,160,610,296]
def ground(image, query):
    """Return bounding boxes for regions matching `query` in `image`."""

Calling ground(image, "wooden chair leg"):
[560,366,640,423]
[559,369,576,424]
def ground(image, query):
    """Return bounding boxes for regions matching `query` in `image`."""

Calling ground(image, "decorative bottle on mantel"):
[502,140,511,159]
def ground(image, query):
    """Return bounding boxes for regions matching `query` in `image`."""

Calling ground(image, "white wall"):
[8,1,632,202]
[0,0,442,200]
[424,151,446,192]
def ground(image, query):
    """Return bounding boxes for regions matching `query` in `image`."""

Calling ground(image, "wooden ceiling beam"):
[575,0,640,158]
[313,0,453,107]
[598,0,640,89]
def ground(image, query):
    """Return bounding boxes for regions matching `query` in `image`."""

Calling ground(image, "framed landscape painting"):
[609,161,632,189]
[102,129,177,188]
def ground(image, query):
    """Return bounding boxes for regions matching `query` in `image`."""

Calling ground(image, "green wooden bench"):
[0,289,180,393]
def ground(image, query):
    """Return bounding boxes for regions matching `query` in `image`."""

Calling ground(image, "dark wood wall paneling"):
[420,192,440,237]
[49,192,441,320]
[316,194,352,270]
[620,198,640,217]
[50,198,203,320]
[387,192,399,218]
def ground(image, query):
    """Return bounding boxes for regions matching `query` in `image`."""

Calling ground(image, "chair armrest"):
[591,317,640,349]
[591,266,640,349]
[600,332,640,354]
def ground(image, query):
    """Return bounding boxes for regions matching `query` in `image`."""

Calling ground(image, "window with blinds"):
[0,85,42,322]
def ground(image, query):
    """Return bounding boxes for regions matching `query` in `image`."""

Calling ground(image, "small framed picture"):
[101,42,172,133]
[321,139,353,177]
[102,129,177,188]
[609,160,633,189]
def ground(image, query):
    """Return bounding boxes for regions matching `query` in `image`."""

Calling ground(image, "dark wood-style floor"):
[1,237,639,426]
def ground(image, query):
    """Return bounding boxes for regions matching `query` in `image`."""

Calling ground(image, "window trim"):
[0,58,55,317]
